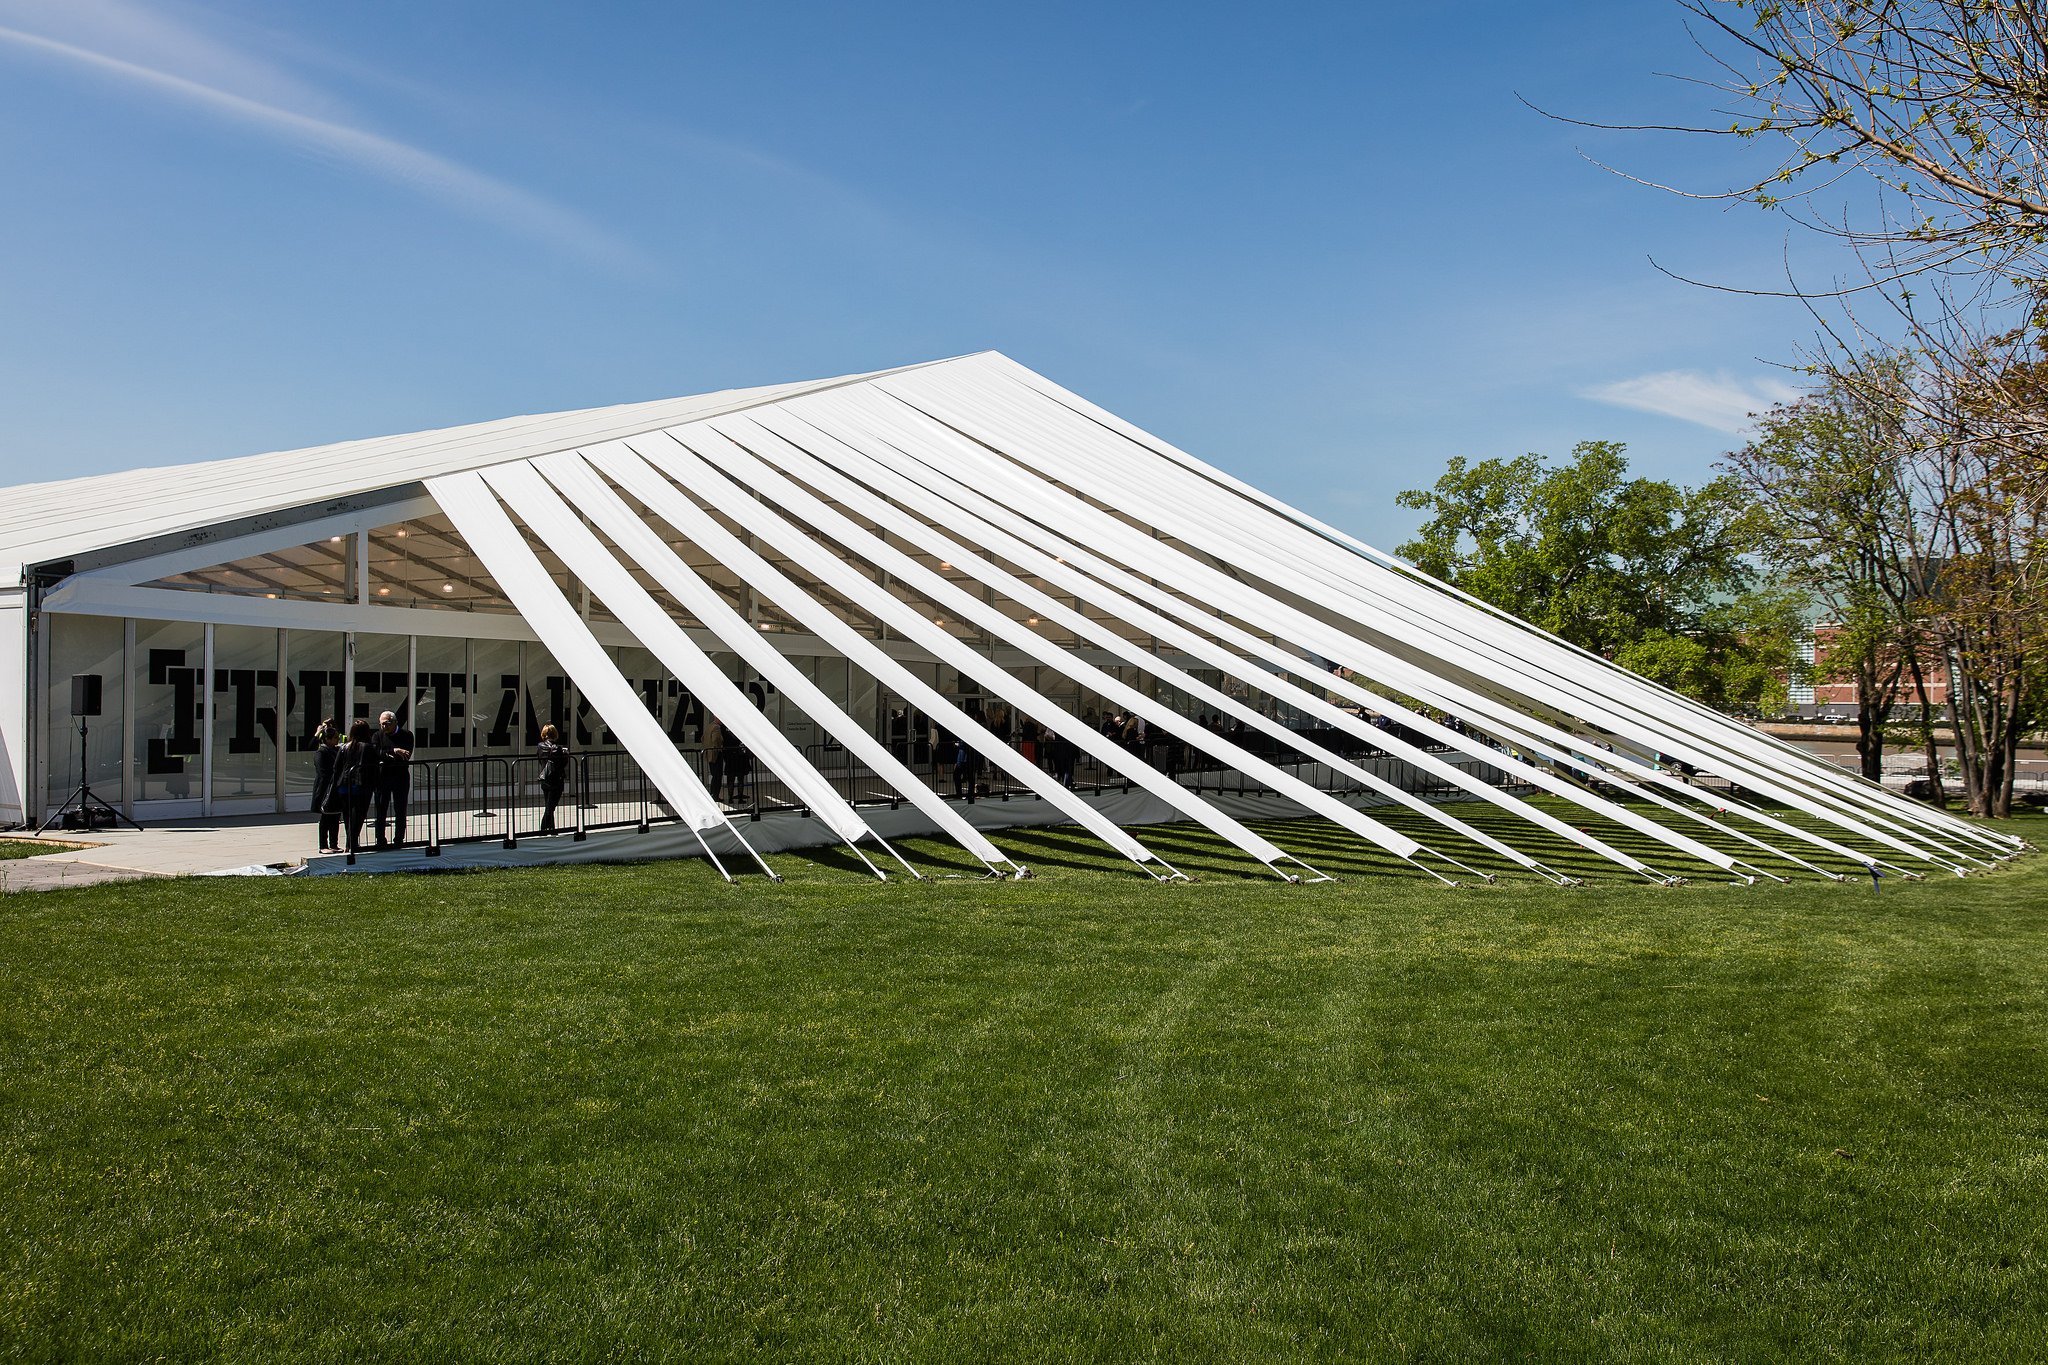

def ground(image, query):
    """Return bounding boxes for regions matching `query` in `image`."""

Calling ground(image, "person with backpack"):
[536,722,570,834]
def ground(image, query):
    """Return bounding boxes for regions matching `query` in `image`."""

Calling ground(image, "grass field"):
[2,800,2044,1361]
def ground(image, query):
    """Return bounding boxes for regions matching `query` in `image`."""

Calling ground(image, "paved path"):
[0,857,168,892]
[0,812,318,892]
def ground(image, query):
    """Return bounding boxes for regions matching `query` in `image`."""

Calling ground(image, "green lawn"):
[2,801,2043,1362]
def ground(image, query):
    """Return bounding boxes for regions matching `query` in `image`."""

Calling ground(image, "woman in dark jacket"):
[329,720,378,855]
[309,720,343,853]
[536,723,569,834]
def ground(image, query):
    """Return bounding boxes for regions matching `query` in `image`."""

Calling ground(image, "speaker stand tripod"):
[38,720,143,834]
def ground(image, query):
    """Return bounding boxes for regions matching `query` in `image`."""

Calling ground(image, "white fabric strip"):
[885,370,1955,869]
[478,461,879,852]
[575,439,1168,873]
[975,371,1986,865]
[631,427,1319,872]
[984,356,2009,855]
[821,386,1846,877]
[807,389,1744,876]
[740,401,1600,878]
[747,405,1562,875]
[425,470,733,835]
[711,417,1445,869]
[763,390,1849,878]
[530,450,1016,873]
[676,418,1395,870]
[930,370,1958,867]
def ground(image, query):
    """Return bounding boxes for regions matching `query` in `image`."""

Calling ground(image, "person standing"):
[332,720,378,856]
[371,709,415,849]
[536,722,569,834]
[720,718,753,805]
[703,714,727,803]
[952,732,973,799]
[309,719,343,853]
[1047,726,1078,789]
[952,704,982,799]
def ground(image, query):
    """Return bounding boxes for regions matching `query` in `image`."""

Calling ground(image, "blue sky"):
[0,0,1846,551]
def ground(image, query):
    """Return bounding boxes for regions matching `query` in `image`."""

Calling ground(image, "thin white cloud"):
[0,9,645,272]
[1580,369,1805,434]
[0,0,345,114]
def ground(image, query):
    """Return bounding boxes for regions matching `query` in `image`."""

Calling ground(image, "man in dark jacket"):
[370,709,415,849]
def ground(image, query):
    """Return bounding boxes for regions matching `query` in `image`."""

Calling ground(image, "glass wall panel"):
[616,645,665,741]
[804,654,848,755]
[904,660,940,764]
[44,614,125,810]
[730,649,779,739]
[351,633,410,731]
[522,641,575,747]
[210,624,279,804]
[413,635,470,758]
[845,658,877,746]
[577,646,624,748]
[284,630,345,802]
[470,637,523,758]
[771,654,811,752]
[132,619,205,803]
[664,671,706,748]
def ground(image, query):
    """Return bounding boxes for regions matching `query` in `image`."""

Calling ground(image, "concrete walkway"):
[0,812,317,892]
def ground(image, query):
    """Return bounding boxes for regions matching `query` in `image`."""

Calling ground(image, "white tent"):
[0,352,2021,879]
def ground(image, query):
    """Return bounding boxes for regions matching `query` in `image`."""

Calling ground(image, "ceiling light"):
[442,583,455,593]
[377,586,391,597]
[330,536,342,543]
[939,562,952,571]
[265,593,278,600]
[758,621,771,631]
[395,528,407,537]
[1027,617,1039,625]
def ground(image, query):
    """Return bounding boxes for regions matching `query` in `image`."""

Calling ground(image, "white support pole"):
[275,628,289,813]
[31,606,49,823]
[200,621,215,816]
[121,617,136,818]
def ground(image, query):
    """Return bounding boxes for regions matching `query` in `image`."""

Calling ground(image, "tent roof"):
[0,353,964,581]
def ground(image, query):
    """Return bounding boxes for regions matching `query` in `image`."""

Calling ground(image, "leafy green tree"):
[1395,441,1796,712]
[1724,362,1943,786]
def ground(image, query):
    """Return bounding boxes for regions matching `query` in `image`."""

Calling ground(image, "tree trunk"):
[1855,702,1884,781]
[1901,646,1947,808]
[1945,653,1989,817]
[1851,647,1887,780]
